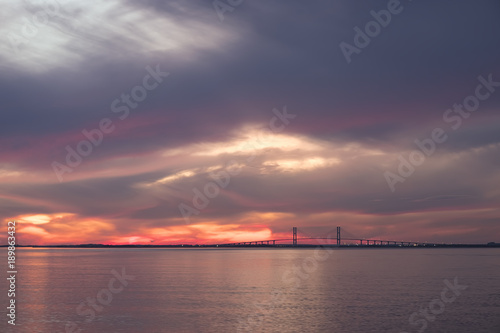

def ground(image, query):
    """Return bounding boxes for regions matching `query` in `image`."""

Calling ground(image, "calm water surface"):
[1,248,499,333]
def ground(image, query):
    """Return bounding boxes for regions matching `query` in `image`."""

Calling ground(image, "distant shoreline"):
[2,243,500,249]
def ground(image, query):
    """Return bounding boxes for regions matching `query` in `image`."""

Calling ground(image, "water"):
[1,248,499,333]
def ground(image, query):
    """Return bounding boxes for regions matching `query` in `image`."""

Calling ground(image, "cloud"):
[0,0,237,73]
[0,0,499,245]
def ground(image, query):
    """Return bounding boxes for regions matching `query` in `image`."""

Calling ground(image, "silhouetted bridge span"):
[212,227,459,248]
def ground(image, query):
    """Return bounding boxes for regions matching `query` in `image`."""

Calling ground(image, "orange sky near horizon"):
[5,207,499,246]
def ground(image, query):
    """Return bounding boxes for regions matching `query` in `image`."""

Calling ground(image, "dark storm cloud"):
[2,0,499,163]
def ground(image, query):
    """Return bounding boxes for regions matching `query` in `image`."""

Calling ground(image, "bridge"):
[212,227,449,248]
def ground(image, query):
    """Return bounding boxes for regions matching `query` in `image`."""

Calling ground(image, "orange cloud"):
[108,223,273,245]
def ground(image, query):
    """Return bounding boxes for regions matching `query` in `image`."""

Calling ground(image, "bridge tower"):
[293,227,297,246]
[336,226,341,245]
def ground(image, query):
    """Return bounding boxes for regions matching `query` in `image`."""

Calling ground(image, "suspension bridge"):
[211,227,462,248]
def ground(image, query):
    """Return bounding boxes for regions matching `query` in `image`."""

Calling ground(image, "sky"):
[1,0,500,245]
